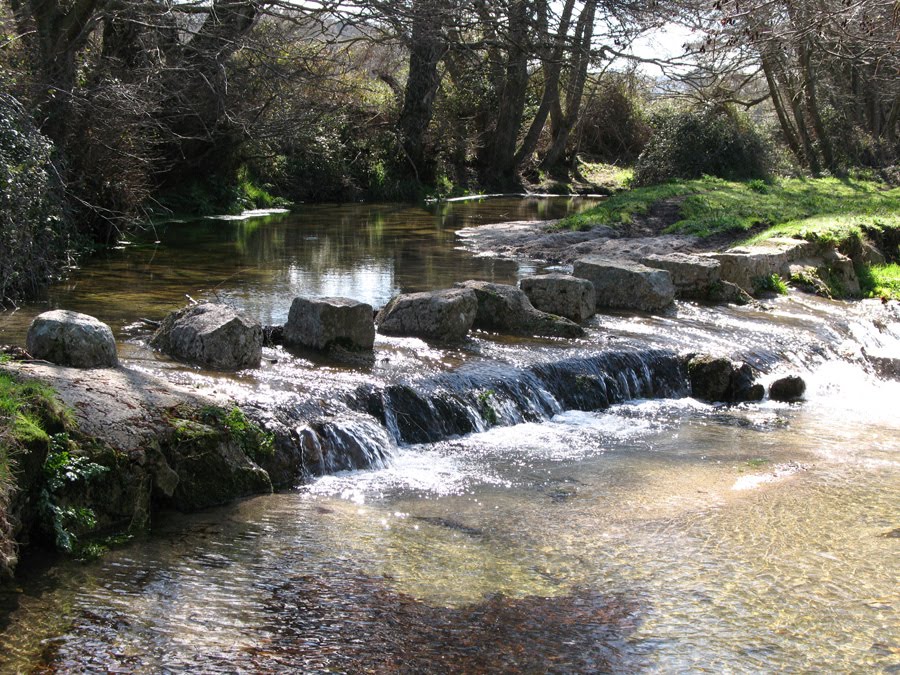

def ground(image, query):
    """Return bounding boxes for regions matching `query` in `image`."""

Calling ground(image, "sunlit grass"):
[859,263,900,299]
[557,176,900,238]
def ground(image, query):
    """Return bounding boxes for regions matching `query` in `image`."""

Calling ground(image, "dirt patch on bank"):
[455,196,752,265]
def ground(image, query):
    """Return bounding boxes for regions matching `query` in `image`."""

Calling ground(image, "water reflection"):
[0,197,596,342]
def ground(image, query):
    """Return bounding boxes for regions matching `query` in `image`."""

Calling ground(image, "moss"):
[169,404,274,462]
[477,390,499,426]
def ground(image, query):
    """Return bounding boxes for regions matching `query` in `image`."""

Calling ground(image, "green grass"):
[577,161,634,192]
[859,263,900,299]
[557,176,900,238]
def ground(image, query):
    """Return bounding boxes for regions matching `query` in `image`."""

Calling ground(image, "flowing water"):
[1,198,898,673]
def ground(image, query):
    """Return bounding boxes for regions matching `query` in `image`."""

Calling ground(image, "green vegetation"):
[633,107,770,187]
[38,440,109,554]
[558,176,900,240]
[477,390,499,426]
[858,264,900,300]
[172,405,275,461]
[753,274,789,296]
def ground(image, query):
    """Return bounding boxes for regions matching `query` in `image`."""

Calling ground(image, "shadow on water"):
[249,575,640,674]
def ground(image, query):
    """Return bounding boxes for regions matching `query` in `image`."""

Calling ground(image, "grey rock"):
[573,256,675,312]
[711,238,817,294]
[519,273,596,322]
[376,288,478,343]
[707,280,754,306]
[687,354,764,403]
[151,303,262,370]
[284,296,375,351]
[769,375,806,402]
[641,253,721,299]
[456,280,584,338]
[26,310,118,368]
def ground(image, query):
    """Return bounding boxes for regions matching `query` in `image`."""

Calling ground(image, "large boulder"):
[284,296,375,351]
[686,354,764,403]
[641,253,721,300]
[151,303,262,370]
[26,310,118,368]
[376,288,478,343]
[456,280,584,338]
[519,274,596,322]
[573,257,675,312]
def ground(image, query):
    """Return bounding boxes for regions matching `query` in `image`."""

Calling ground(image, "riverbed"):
[1,198,898,673]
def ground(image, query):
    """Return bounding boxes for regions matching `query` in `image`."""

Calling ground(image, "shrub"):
[577,74,651,164]
[633,106,771,187]
[0,94,78,305]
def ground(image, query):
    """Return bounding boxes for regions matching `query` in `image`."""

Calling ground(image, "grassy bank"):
[558,176,900,238]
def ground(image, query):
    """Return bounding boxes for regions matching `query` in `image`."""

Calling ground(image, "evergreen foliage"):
[633,107,771,187]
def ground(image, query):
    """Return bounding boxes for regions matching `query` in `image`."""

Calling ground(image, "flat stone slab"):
[519,274,595,323]
[573,257,675,312]
[284,296,375,351]
[456,280,584,338]
[26,310,119,369]
[376,288,477,343]
[641,253,721,299]
[710,238,818,294]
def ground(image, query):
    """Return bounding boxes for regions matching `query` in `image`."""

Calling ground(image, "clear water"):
[1,199,898,673]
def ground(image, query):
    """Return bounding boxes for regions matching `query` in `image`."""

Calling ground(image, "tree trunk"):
[481,0,530,189]
[798,38,835,171]
[761,54,803,162]
[540,0,596,173]
[514,0,576,167]
[397,0,447,184]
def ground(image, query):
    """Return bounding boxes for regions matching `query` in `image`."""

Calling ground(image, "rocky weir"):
[2,214,899,580]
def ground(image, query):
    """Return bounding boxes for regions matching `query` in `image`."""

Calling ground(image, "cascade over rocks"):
[26,310,118,368]
[686,354,764,403]
[455,280,584,338]
[355,350,687,445]
[519,274,596,322]
[376,288,477,343]
[573,257,675,312]
[768,375,806,402]
[284,296,375,352]
[151,302,262,370]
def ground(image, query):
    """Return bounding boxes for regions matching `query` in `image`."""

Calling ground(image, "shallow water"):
[1,199,898,673]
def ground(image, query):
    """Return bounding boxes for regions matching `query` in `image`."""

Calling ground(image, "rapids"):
[1,198,898,673]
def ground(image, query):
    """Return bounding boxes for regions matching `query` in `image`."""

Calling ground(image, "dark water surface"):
[1,198,898,673]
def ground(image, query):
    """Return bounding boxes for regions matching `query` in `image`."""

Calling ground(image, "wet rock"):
[376,288,477,343]
[573,257,675,312]
[456,280,584,337]
[707,280,754,306]
[711,238,817,294]
[768,375,806,402]
[686,355,764,403]
[160,417,272,511]
[864,348,900,379]
[26,310,118,368]
[284,296,375,352]
[641,253,721,300]
[519,273,596,322]
[151,303,262,370]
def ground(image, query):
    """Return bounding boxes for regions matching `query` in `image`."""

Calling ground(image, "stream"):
[1,198,898,673]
